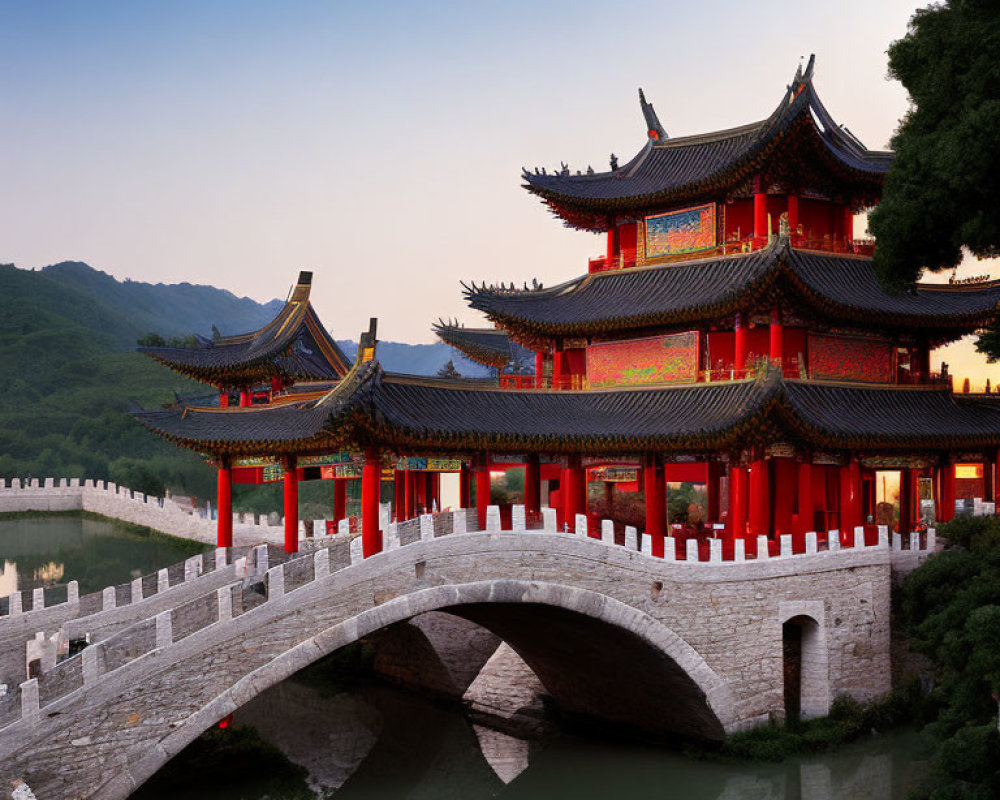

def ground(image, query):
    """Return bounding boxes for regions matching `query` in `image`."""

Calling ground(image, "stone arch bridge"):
[0,508,926,799]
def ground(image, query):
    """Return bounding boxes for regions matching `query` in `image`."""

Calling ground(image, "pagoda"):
[135,57,1000,560]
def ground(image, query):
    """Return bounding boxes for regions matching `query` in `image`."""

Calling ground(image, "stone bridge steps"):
[0,501,936,799]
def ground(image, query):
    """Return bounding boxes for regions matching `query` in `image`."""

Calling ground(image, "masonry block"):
[780,534,793,557]
[686,539,699,562]
[575,513,588,536]
[624,526,637,550]
[542,507,557,533]
[131,578,144,604]
[640,533,652,555]
[485,505,501,532]
[419,514,434,541]
[266,566,285,599]
[601,519,614,544]
[155,611,173,649]
[735,539,746,562]
[853,527,865,549]
[709,539,722,562]
[512,504,526,531]
[32,587,45,611]
[102,587,116,611]
[805,531,818,554]
[452,509,467,535]
[757,535,770,560]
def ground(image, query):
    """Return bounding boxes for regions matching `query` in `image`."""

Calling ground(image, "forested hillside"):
[0,261,490,501]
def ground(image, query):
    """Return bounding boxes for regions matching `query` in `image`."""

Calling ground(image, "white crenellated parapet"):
[131,578,143,604]
[909,532,920,551]
[157,569,170,594]
[685,538,699,562]
[928,527,937,551]
[67,581,79,607]
[664,536,676,561]
[337,518,349,535]
[184,555,202,582]
[640,533,652,555]
[384,522,399,550]
[217,587,232,623]
[215,548,228,570]
[266,565,285,599]
[419,514,434,541]
[780,534,792,557]
[512,504,526,531]
[542,507,557,533]
[806,531,818,554]
[574,513,587,536]
[314,548,330,580]
[757,535,770,560]
[853,526,865,549]
[102,587,116,611]
[452,509,467,535]
[892,532,902,551]
[624,526,638,550]
[19,678,39,726]
[829,529,840,551]
[349,536,363,565]
[878,525,889,549]
[485,505,501,532]
[82,643,101,687]
[735,539,746,562]
[155,610,173,649]
[601,519,614,544]
[709,538,722,562]
[32,587,44,611]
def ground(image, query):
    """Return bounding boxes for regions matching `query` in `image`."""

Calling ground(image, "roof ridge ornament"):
[638,88,668,141]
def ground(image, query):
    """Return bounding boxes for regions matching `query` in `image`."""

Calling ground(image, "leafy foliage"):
[870,1,1000,293]
[903,515,1000,798]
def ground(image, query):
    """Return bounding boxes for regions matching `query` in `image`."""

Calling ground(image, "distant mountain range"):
[0,259,491,498]
[0,260,490,376]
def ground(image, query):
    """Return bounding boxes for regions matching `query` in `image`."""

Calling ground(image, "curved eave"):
[466,245,1000,340]
[523,81,890,229]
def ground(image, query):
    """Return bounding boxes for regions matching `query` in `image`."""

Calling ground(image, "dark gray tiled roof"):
[522,68,892,214]
[133,363,1000,455]
[433,324,536,368]
[465,243,1000,335]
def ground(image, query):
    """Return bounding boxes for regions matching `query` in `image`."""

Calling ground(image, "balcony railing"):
[589,236,877,273]
[500,360,952,392]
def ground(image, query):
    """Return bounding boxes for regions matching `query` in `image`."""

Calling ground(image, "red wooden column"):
[283,456,298,554]
[218,389,229,408]
[843,205,854,244]
[939,462,957,523]
[361,447,382,557]
[606,225,618,265]
[404,469,414,520]
[552,348,564,390]
[748,457,770,542]
[475,457,490,530]
[787,193,799,237]
[216,458,233,548]
[727,462,748,545]
[705,460,721,524]
[769,307,784,368]
[333,478,347,529]
[984,458,995,503]
[796,460,813,538]
[392,470,404,521]
[734,312,748,376]
[524,454,541,517]
[898,468,912,535]
[535,352,545,388]
[644,456,666,557]
[415,472,427,514]
[239,389,252,407]
[839,457,862,536]
[773,459,796,543]
[459,463,471,509]
[753,177,768,245]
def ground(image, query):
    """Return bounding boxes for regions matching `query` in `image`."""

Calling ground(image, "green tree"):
[870,1,1000,300]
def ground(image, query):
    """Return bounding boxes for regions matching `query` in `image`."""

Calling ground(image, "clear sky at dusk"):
[3,0,996,383]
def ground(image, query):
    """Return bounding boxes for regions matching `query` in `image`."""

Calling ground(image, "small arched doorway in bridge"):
[782,613,828,720]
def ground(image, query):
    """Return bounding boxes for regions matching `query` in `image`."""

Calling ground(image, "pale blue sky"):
[9,0,988,379]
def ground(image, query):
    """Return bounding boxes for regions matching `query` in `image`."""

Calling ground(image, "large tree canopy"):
[871,1,1000,297]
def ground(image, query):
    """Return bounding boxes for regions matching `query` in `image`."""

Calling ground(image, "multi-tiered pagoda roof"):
[139,271,350,387]
[522,56,891,231]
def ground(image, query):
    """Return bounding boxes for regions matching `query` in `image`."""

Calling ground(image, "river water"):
[2,515,931,800]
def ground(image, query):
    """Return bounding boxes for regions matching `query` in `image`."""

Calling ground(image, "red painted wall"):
[724,199,754,241]
[797,198,849,240]
[707,332,735,371]
[619,223,638,266]
[563,348,586,376]
[663,463,708,483]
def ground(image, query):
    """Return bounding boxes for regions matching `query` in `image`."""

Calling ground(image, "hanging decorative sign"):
[587,331,698,388]
[395,457,464,472]
[860,455,931,470]
[812,451,844,466]
[767,443,796,459]
[589,466,640,483]
[644,203,717,258]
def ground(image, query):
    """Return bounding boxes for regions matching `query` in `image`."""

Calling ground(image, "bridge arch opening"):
[782,613,829,720]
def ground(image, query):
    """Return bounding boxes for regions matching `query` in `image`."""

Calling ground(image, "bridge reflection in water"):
[135,670,929,800]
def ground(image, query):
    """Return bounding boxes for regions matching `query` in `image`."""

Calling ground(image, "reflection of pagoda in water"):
[136,56,1000,559]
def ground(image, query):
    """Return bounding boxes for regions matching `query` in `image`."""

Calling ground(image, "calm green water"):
[7,515,930,800]
[137,678,931,800]
[0,513,208,595]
